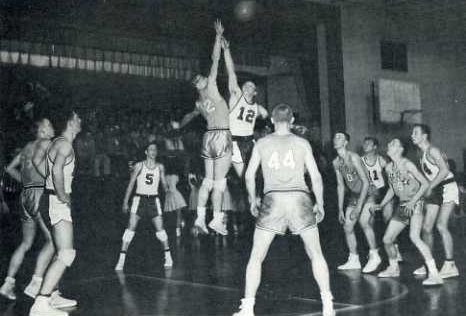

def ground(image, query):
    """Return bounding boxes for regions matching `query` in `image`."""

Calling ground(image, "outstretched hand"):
[221,37,230,50]
[214,19,224,36]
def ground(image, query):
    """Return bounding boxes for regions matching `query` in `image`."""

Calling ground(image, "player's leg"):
[195,158,214,234]
[359,200,381,273]
[152,214,173,268]
[338,206,361,270]
[208,152,232,235]
[409,209,442,285]
[378,219,405,278]
[436,201,459,278]
[382,200,402,261]
[233,228,276,316]
[413,203,439,276]
[24,215,56,298]
[300,227,335,316]
[30,220,76,316]
[0,219,36,300]
[115,212,140,271]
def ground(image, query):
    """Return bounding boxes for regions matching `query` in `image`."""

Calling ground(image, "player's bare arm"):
[122,162,143,212]
[221,38,241,100]
[245,144,261,217]
[351,153,370,212]
[159,163,168,192]
[179,108,200,129]
[427,146,450,191]
[5,151,22,183]
[32,139,51,178]
[52,140,73,205]
[333,158,345,224]
[405,160,429,209]
[207,19,223,85]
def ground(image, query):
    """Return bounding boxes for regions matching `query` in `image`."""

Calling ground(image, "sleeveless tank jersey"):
[136,162,160,195]
[21,142,45,187]
[362,155,385,189]
[257,134,308,193]
[229,95,258,136]
[337,156,363,194]
[420,148,454,182]
[45,137,75,194]
[387,160,420,202]
[196,95,229,130]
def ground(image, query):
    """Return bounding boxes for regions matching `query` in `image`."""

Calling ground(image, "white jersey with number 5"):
[256,134,308,193]
[229,95,258,137]
[136,162,161,195]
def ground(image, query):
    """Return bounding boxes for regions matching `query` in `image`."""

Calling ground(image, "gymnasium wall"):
[339,1,466,171]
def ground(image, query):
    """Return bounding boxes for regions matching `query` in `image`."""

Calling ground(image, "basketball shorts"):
[392,199,424,226]
[20,186,43,222]
[131,194,162,218]
[425,178,459,206]
[231,135,254,165]
[256,190,317,235]
[201,129,232,160]
[39,189,73,228]
[366,185,384,204]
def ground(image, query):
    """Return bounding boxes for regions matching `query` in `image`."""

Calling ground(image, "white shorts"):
[48,194,72,226]
[443,182,460,205]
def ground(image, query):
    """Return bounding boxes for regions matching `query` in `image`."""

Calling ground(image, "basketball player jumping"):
[232,104,334,316]
[0,118,55,300]
[180,20,232,236]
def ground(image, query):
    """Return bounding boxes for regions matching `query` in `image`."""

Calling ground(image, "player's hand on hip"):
[349,205,361,221]
[314,204,325,223]
[59,194,71,206]
[249,197,260,218]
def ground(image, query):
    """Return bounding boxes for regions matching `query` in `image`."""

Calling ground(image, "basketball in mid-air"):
[234,1,257,22]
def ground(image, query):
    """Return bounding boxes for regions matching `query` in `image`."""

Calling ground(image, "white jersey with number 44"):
[256,134,309,193]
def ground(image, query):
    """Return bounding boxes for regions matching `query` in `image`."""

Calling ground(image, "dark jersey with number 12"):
[256,134,309,194]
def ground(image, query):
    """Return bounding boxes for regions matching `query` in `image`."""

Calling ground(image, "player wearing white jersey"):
[115,143,173,271]
[232,104,334,316]
[221,37,268,179]
[411,124,460,279]
[29,109,81,316]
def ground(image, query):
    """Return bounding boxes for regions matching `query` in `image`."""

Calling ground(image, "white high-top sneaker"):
[413,266,427,276]
[50,291,77,308]
[422,275,444,286]
[362,250,382,273]
[24,276,43,299]
[378,264,400,278]
[29,296,68,316]
[208,216,228,236]
[439,261,460,279]
[232,298,255,316]
[338,254,361,270]
[0,277,16,300]
[164,251,173,268]
[194,217,209,235]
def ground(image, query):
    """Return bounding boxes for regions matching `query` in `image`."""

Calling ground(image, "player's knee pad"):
[57,249,76,267]
[122,229,135,243]
[213,178,227,192]
[156,230,168,243]
[201,178,214,192]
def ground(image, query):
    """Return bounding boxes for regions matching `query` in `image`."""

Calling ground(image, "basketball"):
[234,1,257,22]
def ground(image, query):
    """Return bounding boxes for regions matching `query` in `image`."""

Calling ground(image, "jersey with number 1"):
[256,134,308,193]
[135,162,161,195]
[362,155,385,189]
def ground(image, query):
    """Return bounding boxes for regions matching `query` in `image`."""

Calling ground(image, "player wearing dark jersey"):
[115,143,172,271]
[0,119,55,301]
[180,20,232,236]
[332,132,370,271]
[372,138,442,286]
[232,104,334,316]
[411,124,460,278]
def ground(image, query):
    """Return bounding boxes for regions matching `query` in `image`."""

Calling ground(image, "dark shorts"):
[425,179,459,206]
[256,191,317,235]
[131,194,162,218]
[20,186,43,222]
[366,185,384,204]
[231,135,254,165]
[201,129,233,160]
[392,199,424,226]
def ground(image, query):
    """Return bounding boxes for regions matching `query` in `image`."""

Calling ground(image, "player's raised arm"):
[221,37,241,97]
[207,19,224,84]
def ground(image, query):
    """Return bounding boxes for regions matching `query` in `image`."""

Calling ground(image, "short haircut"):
[32,117,48,136]
[413,123,431,140]
[52,107,76,134]
[271,103,293,123]
[392,137,405,150]
[364,136,379,147]
[145,142,158,151]
[335,130,350,142]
